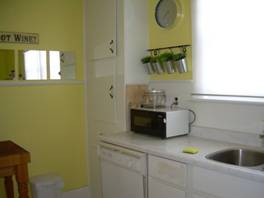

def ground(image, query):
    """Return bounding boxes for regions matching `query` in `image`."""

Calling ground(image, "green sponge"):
[182,147,199,154]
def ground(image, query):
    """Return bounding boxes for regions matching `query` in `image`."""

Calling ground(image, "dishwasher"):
[99,142,147,198]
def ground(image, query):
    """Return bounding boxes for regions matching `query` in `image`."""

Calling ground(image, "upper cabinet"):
[87,0,117,60]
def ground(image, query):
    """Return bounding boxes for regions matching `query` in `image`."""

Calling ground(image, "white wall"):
[124,0,149,84]
[149,80,264,135]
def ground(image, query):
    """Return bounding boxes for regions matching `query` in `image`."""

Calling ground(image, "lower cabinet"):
[191,195,207,198]
[148,155,186,198]
[148,177,185,198]
[147,155,264,198]
[98,145,264,198]
[191,166,264,198]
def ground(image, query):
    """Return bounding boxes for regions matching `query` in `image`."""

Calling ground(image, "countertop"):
[100,132,264,183]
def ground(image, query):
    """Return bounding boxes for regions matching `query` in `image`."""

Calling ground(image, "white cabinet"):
[148,155,187,198]
[87,0,116,60]
[86,0,149,129]
[85,0,149,198]
[191,195,206,198]
[90,59,117,123]
[147,155,264,198]
[191,166,264,198]
[148,155,187,187]
[86,0,123,143]
[99,144,147,198]
[149,177,185,198]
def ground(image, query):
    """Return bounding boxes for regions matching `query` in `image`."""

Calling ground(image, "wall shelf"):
[0,80,84,87]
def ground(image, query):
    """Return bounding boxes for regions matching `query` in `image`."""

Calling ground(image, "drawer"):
[148,155,186,188]
[192,166,264,198]
[149,177,185,198]
[191,195,206,198]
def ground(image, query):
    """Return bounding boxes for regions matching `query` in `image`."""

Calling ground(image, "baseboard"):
[63,186,90,198]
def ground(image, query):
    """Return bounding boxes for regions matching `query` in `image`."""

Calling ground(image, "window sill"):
[191,94,264,105]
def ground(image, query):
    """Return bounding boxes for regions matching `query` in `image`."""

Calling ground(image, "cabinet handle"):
[109,47,114,54]
[109,85,114,99]
[109,40,114,54]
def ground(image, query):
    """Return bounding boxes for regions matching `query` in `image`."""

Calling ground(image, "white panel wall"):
[149,81,264,135]
[124,0,149,84]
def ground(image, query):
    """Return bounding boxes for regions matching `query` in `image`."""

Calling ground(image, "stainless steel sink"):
[206,148,264,168]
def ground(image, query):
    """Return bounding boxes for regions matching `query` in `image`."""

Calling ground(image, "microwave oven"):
[130,108,189,139]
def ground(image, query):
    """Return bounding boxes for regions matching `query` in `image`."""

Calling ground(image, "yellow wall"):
[0,0,83,79]
[0,0,87,196]
[148,0,192,80]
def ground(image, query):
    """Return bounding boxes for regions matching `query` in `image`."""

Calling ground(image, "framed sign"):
[0,31,39,44]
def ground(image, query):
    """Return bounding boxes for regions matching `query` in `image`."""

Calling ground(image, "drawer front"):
[149,177,186,198]
[192,167,264,198]
[148,155,186,188]
[191,195,207,198]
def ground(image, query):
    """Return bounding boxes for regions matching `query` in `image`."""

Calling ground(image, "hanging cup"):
[152,61,164,74]
[175,58,188,73]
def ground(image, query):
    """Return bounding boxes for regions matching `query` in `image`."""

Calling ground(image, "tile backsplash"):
[126,84,148,108]
[126,84,148,130]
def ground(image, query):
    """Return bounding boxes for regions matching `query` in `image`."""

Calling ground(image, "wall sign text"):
[0,31,39,44]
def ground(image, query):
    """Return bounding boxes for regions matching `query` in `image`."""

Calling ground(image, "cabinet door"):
[89,59,117,124]
[149,177,185,198]
[86,59,118,198]
[101,159,145,198]
[191,195,207,198]
[148,155,187,188]
[192,166,264,198]
[87,0,116,60]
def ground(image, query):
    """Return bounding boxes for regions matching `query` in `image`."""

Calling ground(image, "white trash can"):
[30,174,64,198]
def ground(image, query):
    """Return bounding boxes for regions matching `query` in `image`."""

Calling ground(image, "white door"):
[101,160,145,198]
[87,0,116,60]
[91,59,116,123]
[85,0,124,197]
[192,195,207,198]
[86,59,118,198]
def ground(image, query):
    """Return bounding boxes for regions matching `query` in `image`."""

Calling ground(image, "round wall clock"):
[155,0,178,28]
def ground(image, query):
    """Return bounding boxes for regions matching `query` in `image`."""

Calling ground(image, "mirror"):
[18,50,76,80]
[0,49,76,80]
[155,0,178,28]
[0,49,15,80]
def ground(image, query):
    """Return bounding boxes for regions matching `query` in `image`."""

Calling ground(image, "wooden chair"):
[0,141,30,198]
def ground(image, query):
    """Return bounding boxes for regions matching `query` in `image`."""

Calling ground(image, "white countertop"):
[100,131,264,183]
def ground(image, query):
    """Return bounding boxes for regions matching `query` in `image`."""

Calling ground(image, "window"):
[192,0,264,101]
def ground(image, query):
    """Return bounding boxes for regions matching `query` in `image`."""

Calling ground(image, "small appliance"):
[130,107,189,139]
[141,89,166,109]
